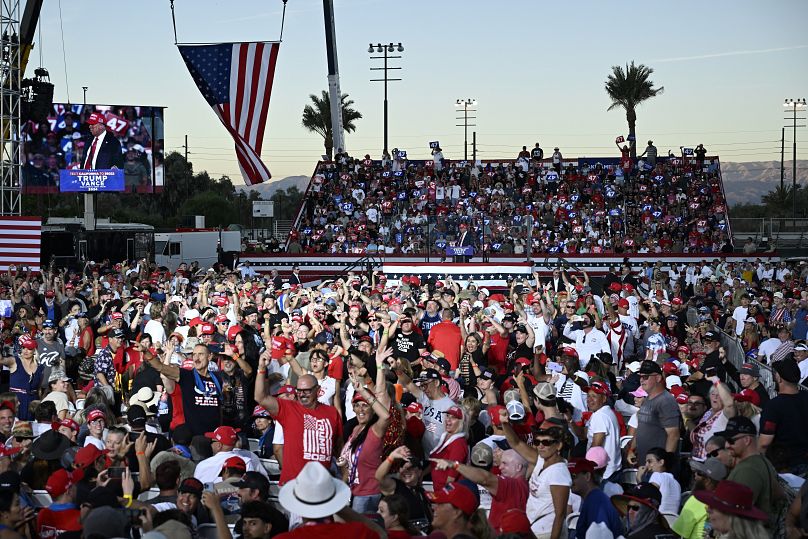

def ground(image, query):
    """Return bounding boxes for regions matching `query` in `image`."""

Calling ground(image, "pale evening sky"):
[35,0,808,184]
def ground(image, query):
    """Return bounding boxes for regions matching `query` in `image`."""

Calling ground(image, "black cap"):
[0,471,20,492]
[514,324,529,333]
[503,313,518,322]
[313,331,334,345]
[233,471,270,498]
[703,331,720,341]
[638,360,662,376]
[178,477,204,496]
[626,482,662,507]
[416,368,441,382]
[242,306,259,317]
[126,404,148,426]
[772,358,801,384]
[716,416,757,439]
[436,358,451,372]
[739,362,760,377]
[479,367,495,381]
[110,328,126,339]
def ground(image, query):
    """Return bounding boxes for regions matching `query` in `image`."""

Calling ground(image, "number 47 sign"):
[615,135,625,144]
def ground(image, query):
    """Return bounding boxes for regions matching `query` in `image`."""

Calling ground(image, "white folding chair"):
[137,487,161,502]
[248,438,260,452]
[260,458,281,476]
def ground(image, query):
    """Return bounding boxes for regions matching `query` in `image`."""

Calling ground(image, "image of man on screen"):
[82,112,123,170]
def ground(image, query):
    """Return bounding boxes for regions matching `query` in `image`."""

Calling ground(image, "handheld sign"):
[683,148,694,156]
[60,169,124,193]
[429,141,440,149]
[615,135,625,144]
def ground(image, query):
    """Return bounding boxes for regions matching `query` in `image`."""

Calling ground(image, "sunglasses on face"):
[627,504,642,512]
[534,438,558,447]
[295,387,316,394]
[706,448,722,458]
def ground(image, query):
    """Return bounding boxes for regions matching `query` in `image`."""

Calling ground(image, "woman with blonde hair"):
[716,382,761,431]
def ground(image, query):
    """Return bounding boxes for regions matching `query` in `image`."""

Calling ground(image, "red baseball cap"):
[0,446,21,458]
[73,445,109,469]
[427,483,478,516]
[110,311,123,320]
[567,457,597,475]
[213,296,229,307]
[488,405,506,426]
[586,380,610,397]
[215,314,229,323]
[86,409,106,423]
[199,323,215,335]
[405,402,423,414]
[220,456,247,474]
[227,325,243,342]
[205,426,240,446]
[45,468,84,498]
[58,418,80,432]
[671,297,684,305]
[662,362,680,375]
[617,298,630,309]
[86,112,106,126]
[561,347,578,358]
[732,388,761,407]
[273,384,296,397]
[18,335,37,350]
[444,405,464,419]
[44,290,55,298]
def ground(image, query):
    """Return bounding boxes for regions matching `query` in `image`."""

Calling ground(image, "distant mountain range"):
[236,161,807,208]
[720,160,807,206]
[236,175,309,198]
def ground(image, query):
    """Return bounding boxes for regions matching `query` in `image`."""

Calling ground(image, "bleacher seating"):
[288,152,731,256]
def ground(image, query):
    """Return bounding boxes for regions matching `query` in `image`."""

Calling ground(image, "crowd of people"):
[287,143,731,257]
[0,254,806,538]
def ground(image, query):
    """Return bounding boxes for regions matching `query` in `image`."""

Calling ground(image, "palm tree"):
[605,61,664,158]
[301,91,362,159]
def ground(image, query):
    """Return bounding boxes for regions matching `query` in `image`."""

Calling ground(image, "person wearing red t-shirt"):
[257,360,342,485]
[427,310,463,370]
[37,468,83,538]
[432,448,529,530]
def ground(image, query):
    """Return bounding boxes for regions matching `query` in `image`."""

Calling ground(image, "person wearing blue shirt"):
[569,458,623,539]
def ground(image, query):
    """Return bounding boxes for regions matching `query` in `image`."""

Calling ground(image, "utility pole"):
[183,134,189,162]
[368,42,403,153]
[455,99,477,161]
[781,127,785,191]
[784,98,806,218]
[322,0,345,155]
[472,131,477,164]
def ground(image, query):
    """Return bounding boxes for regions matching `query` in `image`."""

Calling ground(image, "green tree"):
[605,61,664,158]
[301,91,362,159]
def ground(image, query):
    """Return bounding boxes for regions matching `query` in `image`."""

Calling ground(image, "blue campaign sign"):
[59,169,124,193]
[446,245,474,256]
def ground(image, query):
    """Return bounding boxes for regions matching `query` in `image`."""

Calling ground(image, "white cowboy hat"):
[278,462,350,519]
[128,387,160,412]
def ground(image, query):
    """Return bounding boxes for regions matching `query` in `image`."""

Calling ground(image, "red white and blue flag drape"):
[178,42,279,185]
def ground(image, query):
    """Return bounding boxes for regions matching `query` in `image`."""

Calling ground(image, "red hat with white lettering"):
[87,112,106,126]
[205,426,240,446]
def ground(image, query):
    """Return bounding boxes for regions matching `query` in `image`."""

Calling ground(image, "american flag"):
[178,42,280,185]
[0,216,41,272]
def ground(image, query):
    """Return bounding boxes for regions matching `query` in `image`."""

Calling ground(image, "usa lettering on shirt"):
[422,405,444,434]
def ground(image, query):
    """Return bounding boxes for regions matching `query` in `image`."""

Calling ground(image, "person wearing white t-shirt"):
[640,447,681,515]
[731,294,750,336]
[564,312,610,369]
[584,381,622,480]
[497,409,571,539]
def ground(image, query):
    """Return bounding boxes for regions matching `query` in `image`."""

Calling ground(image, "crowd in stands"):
[289,143,732,256]
[0,254,806,538]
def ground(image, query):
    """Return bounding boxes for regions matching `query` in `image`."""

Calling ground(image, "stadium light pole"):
[369,42,403,154]
[784,98,806,218]
[455,99,476,161]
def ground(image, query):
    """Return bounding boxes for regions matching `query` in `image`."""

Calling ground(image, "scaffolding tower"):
[0,0,21,216]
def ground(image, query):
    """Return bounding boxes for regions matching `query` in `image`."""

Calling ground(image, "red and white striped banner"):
[0,216,42,272]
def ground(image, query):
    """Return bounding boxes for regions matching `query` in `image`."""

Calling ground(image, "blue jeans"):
[352,494,381,514]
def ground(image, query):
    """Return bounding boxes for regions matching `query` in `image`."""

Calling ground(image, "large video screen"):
[21,103,165,194]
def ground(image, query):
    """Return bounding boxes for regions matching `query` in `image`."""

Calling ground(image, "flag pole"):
[279,0,288,42]
[169,0,178,44]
